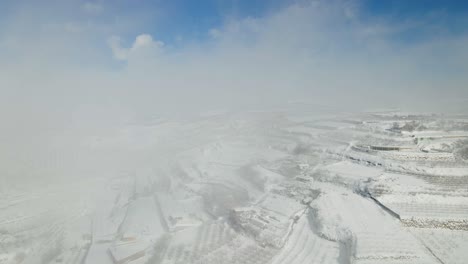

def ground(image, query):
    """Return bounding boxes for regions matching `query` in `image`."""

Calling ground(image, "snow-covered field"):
[1,110,468,264]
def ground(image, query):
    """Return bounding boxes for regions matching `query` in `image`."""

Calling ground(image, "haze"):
[1,1,468,264]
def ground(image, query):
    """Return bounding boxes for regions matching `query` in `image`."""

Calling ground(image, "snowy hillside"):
[1,110,468,264]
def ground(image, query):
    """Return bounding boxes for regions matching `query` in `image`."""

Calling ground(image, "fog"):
[2,1,468,114]
[1,1,468,263]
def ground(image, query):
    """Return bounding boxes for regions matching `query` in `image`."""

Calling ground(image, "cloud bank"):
[1,0,467,116]
[0,0,467,182]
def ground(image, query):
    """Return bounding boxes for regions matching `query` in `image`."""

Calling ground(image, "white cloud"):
[2,0,468,120]
[108,36,129,60]
[108,34,164,61]
[132,34,161,50]
[97,1,468,114]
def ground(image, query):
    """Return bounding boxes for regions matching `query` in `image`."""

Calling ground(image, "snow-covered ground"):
[1,110,467,264]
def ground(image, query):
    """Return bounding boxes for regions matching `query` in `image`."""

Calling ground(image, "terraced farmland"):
[1,111,467,264]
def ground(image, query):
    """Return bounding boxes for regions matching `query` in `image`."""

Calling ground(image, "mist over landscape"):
[1,1,468,264]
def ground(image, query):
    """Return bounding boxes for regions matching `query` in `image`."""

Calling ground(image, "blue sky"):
[101,0,468,46]
[114,0,468,43]
[366,0,468,15]
[1,0,468,48]
[0,0,467,116]
[365,0,468,39]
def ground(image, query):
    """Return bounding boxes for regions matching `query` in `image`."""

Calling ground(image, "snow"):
[324,161,383,181]
[2,111,468,264]
[311,191,439,263]
[410,228,468,264]
[270,215,340,264]
[120,197,166,239]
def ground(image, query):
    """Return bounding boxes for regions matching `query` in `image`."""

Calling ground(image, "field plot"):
[410,228,468,264]
[320,161,383,185]
[368,171,468,230]
[310,191,439,264]
[270,215,340,264]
